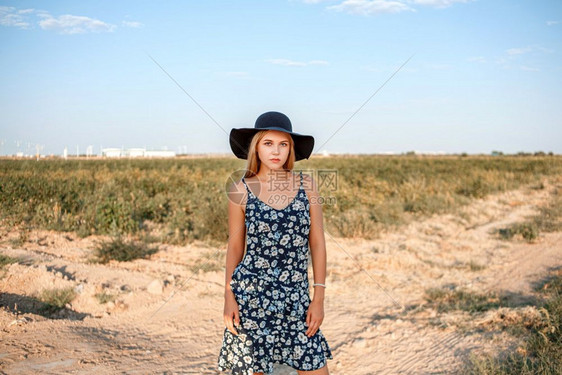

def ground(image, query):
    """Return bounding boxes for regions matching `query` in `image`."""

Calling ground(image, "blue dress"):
[218,170,333,374]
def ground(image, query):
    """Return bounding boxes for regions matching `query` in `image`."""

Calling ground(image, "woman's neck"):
[255,165,291,183]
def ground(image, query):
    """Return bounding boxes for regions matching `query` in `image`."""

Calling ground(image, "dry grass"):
[37,286,77,315]
[462,269,562,375]
[1,155,561,245]
[496,187,562,243]
[94,291,117,304]
[91,236,159,264]
[424,287,510,313]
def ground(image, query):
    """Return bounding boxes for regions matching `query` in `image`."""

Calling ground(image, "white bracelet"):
[313,283,326,288]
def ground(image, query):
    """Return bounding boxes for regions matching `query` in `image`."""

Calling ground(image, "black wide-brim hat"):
[229,111,315,161]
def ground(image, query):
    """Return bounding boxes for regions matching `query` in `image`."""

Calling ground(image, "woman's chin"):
[265,162,285,169]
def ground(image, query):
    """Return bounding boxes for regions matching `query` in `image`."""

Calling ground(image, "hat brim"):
[230,128,314,161]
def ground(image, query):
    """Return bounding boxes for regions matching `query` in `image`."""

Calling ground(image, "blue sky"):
[1,0,561,156]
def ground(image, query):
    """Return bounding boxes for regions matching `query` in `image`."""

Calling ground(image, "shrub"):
[469,260,486,271]
[0,253,18,269]
[38,286,77,314]
[95,291,117,304]
[498,223,539,242]
[497,190,562,243]
[92,236,159,264]
[462,269,562,374]
[456,176,489,199]
[424,287,509,313]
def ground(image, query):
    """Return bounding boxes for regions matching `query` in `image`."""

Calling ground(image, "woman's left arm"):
[304,173,327,337]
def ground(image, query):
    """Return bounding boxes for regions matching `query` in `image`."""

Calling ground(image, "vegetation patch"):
[0,253,19,278]
[0,253,18,269]
[531,190,562,233]
[37,286,77,315]
[94,291,117,304]
[497,188,562,243]
[1,156,561,244]
[462,269,562,374]
[498,222,539,242]
[468,260,486,272]
[424,287,510,313]
[92,236,159,264]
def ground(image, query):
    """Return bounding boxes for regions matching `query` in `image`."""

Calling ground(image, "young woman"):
[218,111,333,375]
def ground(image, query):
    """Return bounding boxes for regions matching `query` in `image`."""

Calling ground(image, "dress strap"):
[241,177,253,197]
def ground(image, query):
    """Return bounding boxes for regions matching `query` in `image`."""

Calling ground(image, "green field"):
[1,155,561,245]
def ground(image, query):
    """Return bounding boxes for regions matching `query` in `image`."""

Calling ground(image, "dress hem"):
[217,355,333,374]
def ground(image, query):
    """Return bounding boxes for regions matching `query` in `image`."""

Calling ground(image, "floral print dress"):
[218,170,333,374]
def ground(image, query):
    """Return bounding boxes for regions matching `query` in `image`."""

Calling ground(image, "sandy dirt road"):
[1,178,560,374]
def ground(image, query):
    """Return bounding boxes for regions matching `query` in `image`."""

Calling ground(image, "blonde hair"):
[244,130,295,178]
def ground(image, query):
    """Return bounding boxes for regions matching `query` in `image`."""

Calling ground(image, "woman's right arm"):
[223,181,246,335]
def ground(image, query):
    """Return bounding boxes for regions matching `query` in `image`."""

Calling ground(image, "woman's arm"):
[223,180,247,335]
[304,173,327,337]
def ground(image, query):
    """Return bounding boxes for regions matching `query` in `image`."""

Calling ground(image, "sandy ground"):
[1,177,561,375]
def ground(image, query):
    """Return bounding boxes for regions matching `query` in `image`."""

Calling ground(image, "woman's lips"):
[271,158,280,162]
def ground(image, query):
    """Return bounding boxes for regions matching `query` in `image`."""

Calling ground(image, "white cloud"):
[546,20,559,26]
[0,6,142,34]
[506,46,553,57]
[308,60,330,65]
[303,0,470,13]
[39,14,116,34]
[266,58,329,66]
[267,59,306,66]
[520,65,539,72]
[0,6,31,28]
[328,0,414,15]
[408,0,471,8]
[122,20,143,28]
[506,47,532,56]
[536,46,555,54]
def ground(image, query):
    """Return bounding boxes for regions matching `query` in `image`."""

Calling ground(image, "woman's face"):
[256,130,291,170]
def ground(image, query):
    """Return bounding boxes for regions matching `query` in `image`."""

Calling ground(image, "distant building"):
[101,148,176,158]
[145,150,176,158]
[126,148,146,157]
[101,148,122,157]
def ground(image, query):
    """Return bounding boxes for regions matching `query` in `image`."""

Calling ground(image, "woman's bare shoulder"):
[227,179,248,207]
[227,179,245,192]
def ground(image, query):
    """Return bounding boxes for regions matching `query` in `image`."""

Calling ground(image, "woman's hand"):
[305,298,324,337]
[223,290,240,335]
